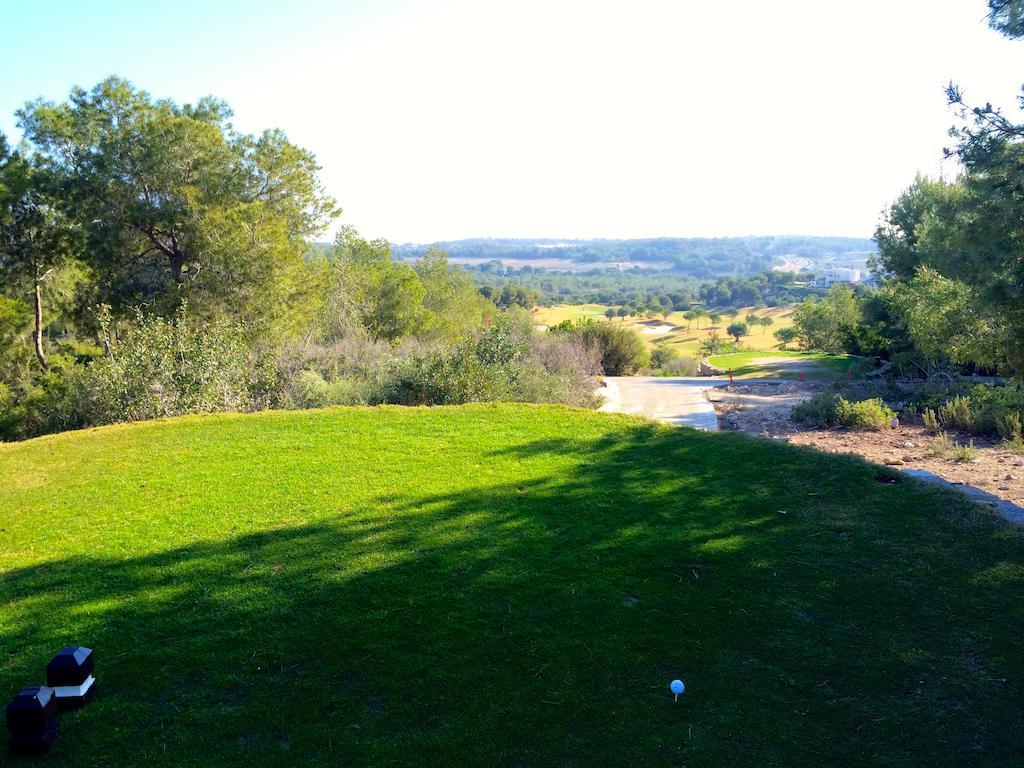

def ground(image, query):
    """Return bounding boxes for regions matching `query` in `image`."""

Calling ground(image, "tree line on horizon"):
[470,268,823,312]
[391,235,875,278]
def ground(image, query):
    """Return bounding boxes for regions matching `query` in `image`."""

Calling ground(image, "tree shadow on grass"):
[1,426,1023,767]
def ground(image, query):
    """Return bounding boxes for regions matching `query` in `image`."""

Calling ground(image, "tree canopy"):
[988,0,1024,38]
[873,10,1024,377]
[17,77,338,338]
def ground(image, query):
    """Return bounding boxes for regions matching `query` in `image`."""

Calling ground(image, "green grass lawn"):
[1,405,1022,766]
[708,351,863,379]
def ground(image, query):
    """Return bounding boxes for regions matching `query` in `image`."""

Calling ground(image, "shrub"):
[916,384,1024,437]
[389,318,601,407]
[835,397,896,431]
[938,395,974,432]
[277,334,413,407]
[962,385,1024,435]
[952,440,978,463]
[515,334,601,407]
[650,345,679,370]
[927,432,977,461]
[391,325,525,405]
[78,306,255,425]
[662,357,699,376]
[0,364,92,441]
[276,319,601,412]
[927,432,954,458]
[792,391,839,427]
[995,403,1024,450]
[647,346,699,376]
[793,393,895,431]
[288,370,367,408]
[996,411,1023,442]
[922,408,940,434]
[553,321,647,375]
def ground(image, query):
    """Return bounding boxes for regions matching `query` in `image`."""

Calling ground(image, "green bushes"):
[927,432,978,462]
[953,440,978,462]
[77,307,258,425]
[938,395,974,432]
[793,391,895,431]
[649,345,679,370]
[996,411,1023,442]
[912,384,1024,438]
[927,431,955,458]
[0,303,604,440]
[661,357,700,376]
[550,320,647,375]
[792,391,839,427]
[283,318,600,410]
[514,335,602,406]
[288,370,368,408]
[391,320,599,407]
[835,397,897,431]
[0,367,90,440]
[0,306,266,440]
[391,328,526,405]
[648,346,699,376]
[279,319,602,410]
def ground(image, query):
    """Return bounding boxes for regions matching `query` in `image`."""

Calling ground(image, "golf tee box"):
[46,646,95,711]
[6,686,59,757]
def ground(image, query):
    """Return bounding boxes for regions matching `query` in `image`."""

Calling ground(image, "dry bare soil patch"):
[711,383,1024,510]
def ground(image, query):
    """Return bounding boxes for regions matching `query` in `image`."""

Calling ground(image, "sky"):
[2,0,1022,243]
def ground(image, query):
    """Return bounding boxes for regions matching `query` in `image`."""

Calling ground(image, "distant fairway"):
[1,405,1022,766]
[707,351,866,379]
[533,303,614,325]
[533,303,797,357]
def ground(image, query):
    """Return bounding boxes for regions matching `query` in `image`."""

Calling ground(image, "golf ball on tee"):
[670,679,685,695]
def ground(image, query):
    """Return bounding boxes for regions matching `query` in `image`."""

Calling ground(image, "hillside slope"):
[1,405,1021,767]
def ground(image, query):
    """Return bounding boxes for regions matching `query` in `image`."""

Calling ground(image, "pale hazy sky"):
[2,0,1022,242]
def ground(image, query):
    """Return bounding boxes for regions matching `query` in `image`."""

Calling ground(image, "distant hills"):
[390,236,876,278]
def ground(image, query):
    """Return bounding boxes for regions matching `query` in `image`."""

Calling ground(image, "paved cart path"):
[599,376,724,431]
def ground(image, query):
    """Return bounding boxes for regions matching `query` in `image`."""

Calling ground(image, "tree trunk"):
[170,252,185,283]
[33,282,48,371]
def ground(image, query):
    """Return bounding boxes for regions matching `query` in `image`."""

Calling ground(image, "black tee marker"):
[46,647,95,711]
[6,686,59,756]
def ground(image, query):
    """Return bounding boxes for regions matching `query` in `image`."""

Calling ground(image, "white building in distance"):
[816,267,862,288]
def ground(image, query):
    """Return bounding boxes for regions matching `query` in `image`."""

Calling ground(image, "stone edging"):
[902,468,1024,526]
